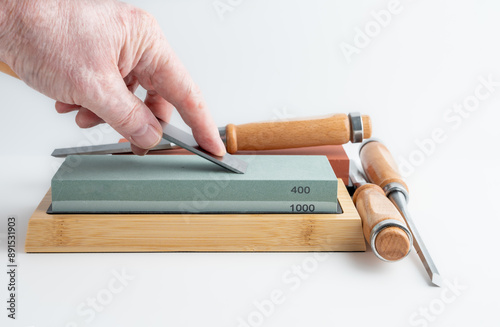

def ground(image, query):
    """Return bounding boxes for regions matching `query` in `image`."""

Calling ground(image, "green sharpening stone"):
[51,155,338,214]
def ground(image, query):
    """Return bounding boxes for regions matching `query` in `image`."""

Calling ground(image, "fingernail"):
[131,124,162,149]
[212,126,227,156]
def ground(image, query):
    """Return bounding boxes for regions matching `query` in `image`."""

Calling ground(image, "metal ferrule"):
[370,219,413,262]
[218,127,227,145]
[358,138,383,155]
[383,182,409,203]
[348,112,364,143]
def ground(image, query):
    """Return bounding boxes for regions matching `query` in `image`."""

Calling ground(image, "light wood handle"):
[0,62,19,79]
[225,113,372,153]
[353,184,410,261]
[359,140,408,192]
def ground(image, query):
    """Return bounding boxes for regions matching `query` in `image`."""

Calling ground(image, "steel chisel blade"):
[51,139,175,157]
[160,121,247,174]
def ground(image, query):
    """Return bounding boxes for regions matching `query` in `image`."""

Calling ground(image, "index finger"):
[148,44,226,156]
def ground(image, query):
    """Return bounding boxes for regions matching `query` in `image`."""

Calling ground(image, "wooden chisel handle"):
[353,184,411,261]
[225,113,372,153]
[359,140,408,193]
[0,62,19,79]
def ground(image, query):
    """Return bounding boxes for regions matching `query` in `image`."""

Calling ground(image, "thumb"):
[82,75,162,150]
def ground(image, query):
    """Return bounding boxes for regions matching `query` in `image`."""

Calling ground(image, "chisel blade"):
[51,139,175,158]
[160,121,247,174]
[388,191,442,287]
[349,161,368,188]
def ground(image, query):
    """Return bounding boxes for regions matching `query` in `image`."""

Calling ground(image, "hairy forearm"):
[0,1,17,59]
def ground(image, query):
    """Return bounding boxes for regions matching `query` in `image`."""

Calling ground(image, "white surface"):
[1,1,499,326]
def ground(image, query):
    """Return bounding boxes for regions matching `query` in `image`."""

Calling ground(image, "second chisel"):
[350,162,412,261]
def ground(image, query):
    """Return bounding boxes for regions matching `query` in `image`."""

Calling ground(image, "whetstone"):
[51,155,338,214]
[119,138,350,185]
[25,179,366,253]
[236,146,349,185]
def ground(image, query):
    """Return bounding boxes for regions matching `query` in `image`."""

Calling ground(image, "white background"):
[1,0,499,326]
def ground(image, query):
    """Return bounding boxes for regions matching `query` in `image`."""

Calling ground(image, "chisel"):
[350,162,412,261]
[359,139,442,286]
[51,112,372,157]
[0,62,17,78]
[51,139,178,157]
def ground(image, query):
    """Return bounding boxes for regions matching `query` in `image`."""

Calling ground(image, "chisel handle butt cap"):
[353,184,411,261]
[225,113,372,154]
[374,226,412,261]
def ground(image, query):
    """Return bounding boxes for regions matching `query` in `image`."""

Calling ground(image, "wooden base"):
[25,180,365,253]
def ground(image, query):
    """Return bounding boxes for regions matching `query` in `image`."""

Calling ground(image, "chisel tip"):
[431,273,443,287]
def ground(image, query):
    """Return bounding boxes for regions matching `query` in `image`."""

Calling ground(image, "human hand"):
[0,0,226,156]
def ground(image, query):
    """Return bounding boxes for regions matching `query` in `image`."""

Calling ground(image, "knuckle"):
[140,10,157,24]
[126,5,158,30]
[179,81,205,112]
[110,101,142,134]
[69,70,108,105]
